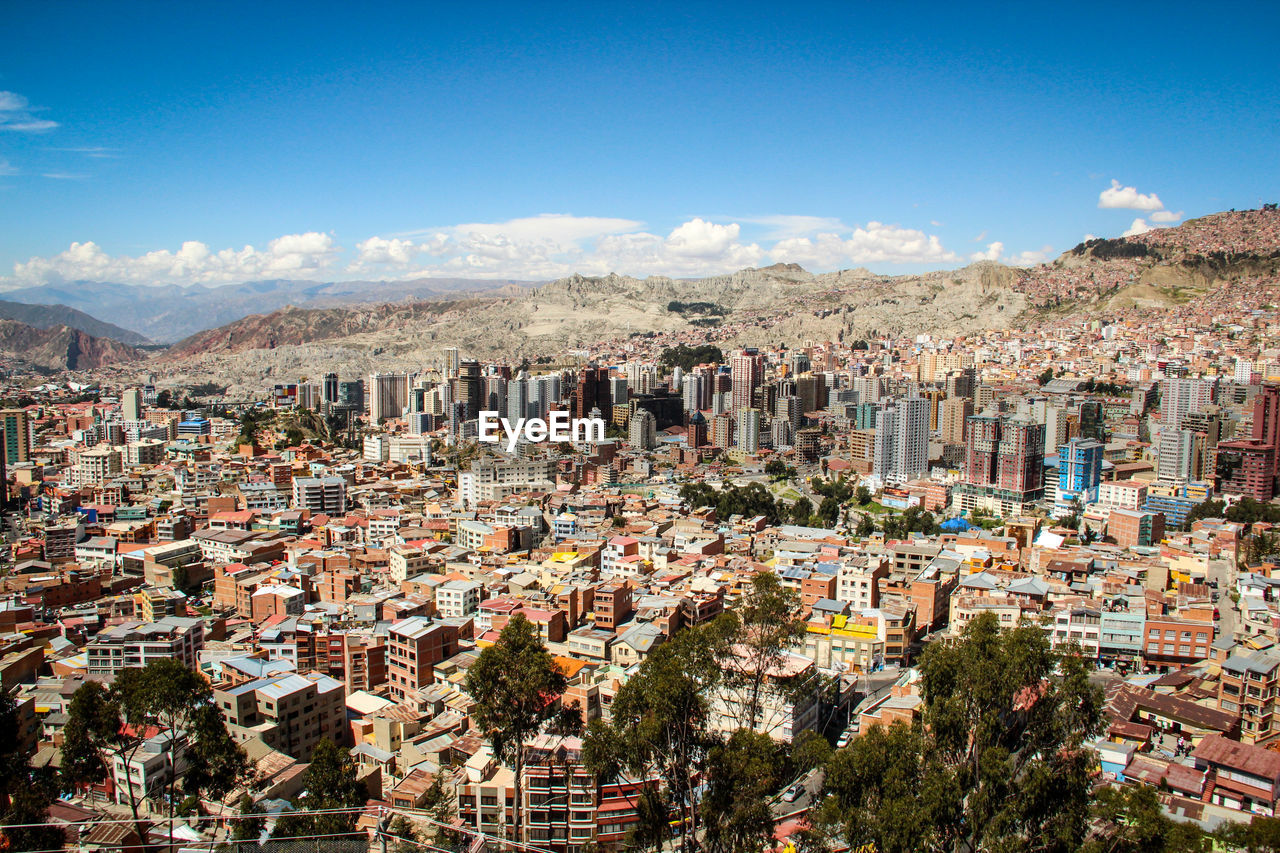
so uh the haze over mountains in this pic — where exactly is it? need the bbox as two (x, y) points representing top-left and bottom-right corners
(2, 209), (1277, 382)
(0, 275), (536, 343)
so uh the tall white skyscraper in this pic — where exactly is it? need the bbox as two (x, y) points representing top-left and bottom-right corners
(1161, 377), (1214, 428)
(507, 376), (529, 422)
(122, 388), (143, 422)
(736, 408), (761, 453)
(873, 395), (930, 485)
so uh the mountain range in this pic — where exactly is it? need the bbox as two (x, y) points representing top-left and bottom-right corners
(0, 275), (535, 343)
(3, 208), (1277, 385)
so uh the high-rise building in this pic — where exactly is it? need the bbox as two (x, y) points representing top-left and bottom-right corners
(1216, 440), (1276, 502)
(1158, 428), (1202, 483)
(610, 376), (629, 411)
(965, 414), (1001, 485)
(736, 408), (761, 454)
(965, 415), (1045, 499)
(368, 373), (409, 423)
(688, 411), (708, 448)
(444, 347), (461, 380)
(940, 397), (972, 445)
(323, 373), (339, 405)
(872, 396), (930, 485)
(629, 409), (657, 450)
(770, 416), (793, 449)
(731, 349), (765, 414)
(1, 409), (30, 465)
(484, 375), (507, 414)
(1079, 400), (1107, 443)
(456, 360), (482, 420)
(996, 419), (1045, 496)
(711, 414), (734, 449)
(573, 367), (612, 421)
(1161, 377), (1214, 427)
(507, 376), (529, 423)
(1056, 438), (1105, 515)
(122, 388), (144, 422)
(1252, 382), (1280, 491)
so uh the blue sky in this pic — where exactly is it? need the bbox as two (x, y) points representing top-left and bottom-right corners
(1, 1), (1277, 287)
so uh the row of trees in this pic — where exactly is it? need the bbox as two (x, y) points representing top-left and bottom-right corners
(463, 575), (816, 853)
(468, 582), (1217, 853)
(680, 481), (782, 525)
(56, 657), (412, 849)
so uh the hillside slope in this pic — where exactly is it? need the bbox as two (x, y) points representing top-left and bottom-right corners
(0, 299), (150, 344)
(0, 319), (144, 372)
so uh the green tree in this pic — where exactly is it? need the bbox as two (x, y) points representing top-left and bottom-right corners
(0, 691), (64, 853)
(1084, 785), (1209, 852)
(702, 730), (785, 853)
(789, 729), (833, 776)
(62, 673), (155, 835)
(62, 661), (249, 842)
(273, 738), (368, 838)
(764, 459), (790, 480)
(1216, 814), (1280, 852)
(854, 485), (872, 506)
(790, 497), (813, 525)
(386, 815), (422, 853)
(462, 614), (569, 844)
(856, 513), (876, 538)
(584, 625), (723, 853)
(230, 793), (266, 842)
(817, 495), (841, 526)
(808, 612), (1105, 853)
(714, 573), (807, 735)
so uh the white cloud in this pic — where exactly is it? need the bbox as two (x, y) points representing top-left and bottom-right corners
(4, 214), (971, 287)
(449, 214), (641, 245)
(970, 241), (1004, 262)
(353, 236), (421, 267)
(43, 172), (88, 180)
(0, 91), (59, 133)
(966, 241), (1052, 266)
(1007, 245), (1054, 266)
(1149, 209), (1183, 223)
(1099, 179), (1164, 211)
(50, 146), (119, 159)
(664, 218), (741, 258)
(973, 230), (987, 242)
(6, 232), (340, 287)
(1122, 218), (1153, 237)
(0, 158), (17, 176)
(771, 222), (959, 268)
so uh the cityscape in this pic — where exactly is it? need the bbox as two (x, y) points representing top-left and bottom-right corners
(3, 3), (1280, 853)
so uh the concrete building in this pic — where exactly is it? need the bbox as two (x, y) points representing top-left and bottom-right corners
(215, 671), (346, 760)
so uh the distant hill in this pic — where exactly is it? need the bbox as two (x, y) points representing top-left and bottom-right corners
(135, 207), (1280, 398)
(0, 276), (538, 343)
(0, 300), (150, 345)
(0, 318), (144, 372)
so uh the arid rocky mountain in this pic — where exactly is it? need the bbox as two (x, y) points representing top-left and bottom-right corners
(76, 208), (1280, 396)
(0, 318), (145, 373)
(0, 299), (151, 345)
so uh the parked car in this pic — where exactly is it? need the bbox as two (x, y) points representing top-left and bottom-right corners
(782, 784), (804, 803)
(836, 730), (853, 748)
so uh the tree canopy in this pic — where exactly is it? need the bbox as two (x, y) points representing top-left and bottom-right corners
(806, 611), (1105, 853)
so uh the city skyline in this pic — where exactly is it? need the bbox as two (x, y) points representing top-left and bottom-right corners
(2, 1), (1278, 288)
